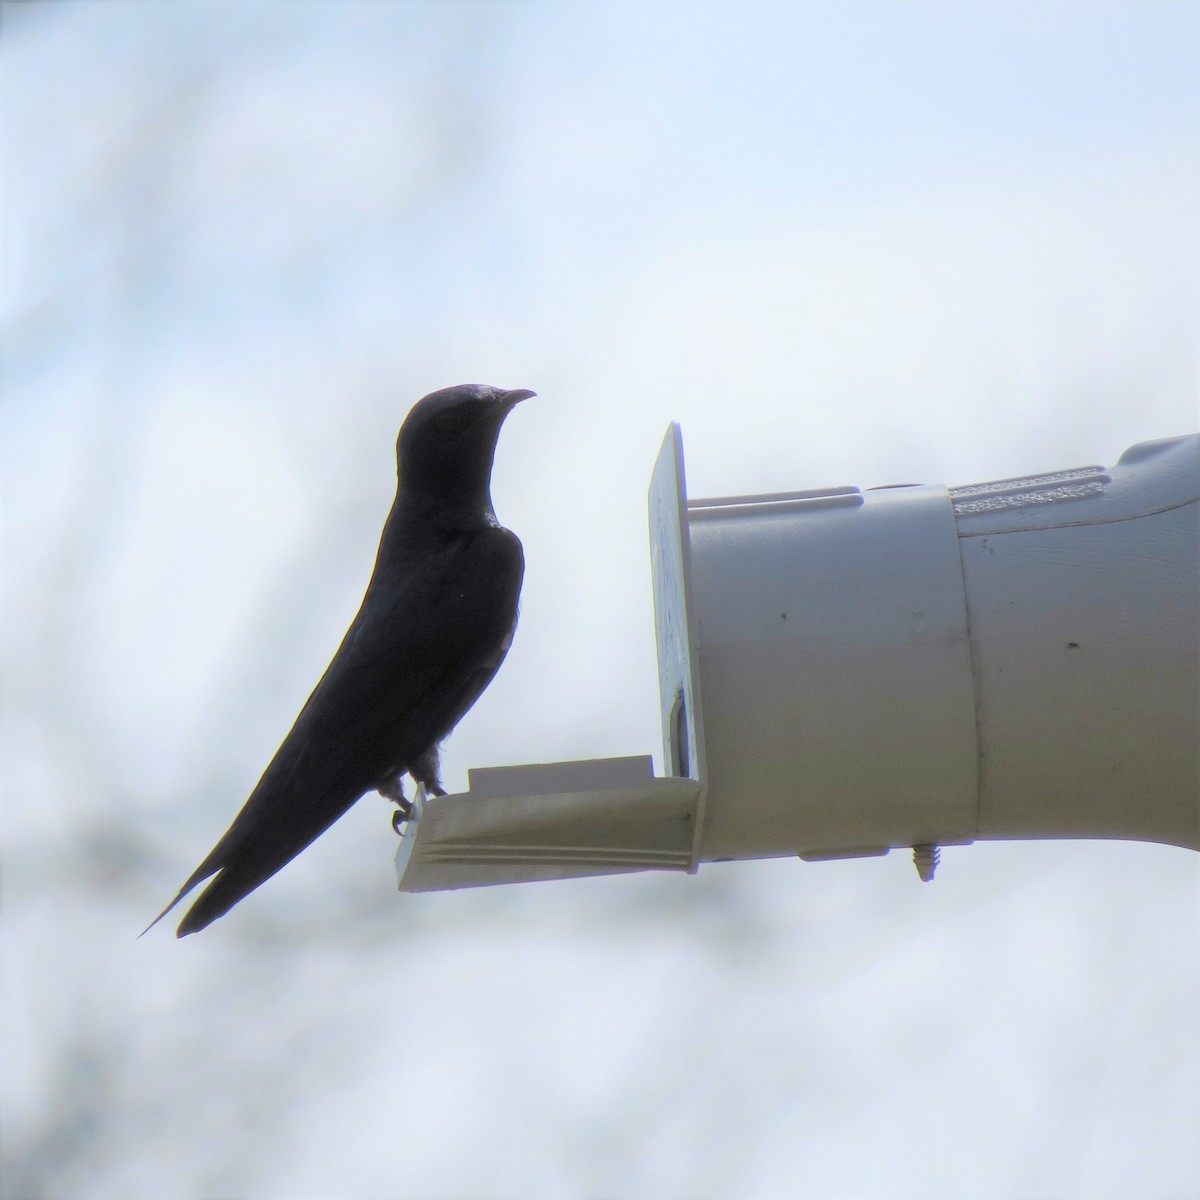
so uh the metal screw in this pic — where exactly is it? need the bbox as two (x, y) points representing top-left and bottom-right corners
(913, 844), (940, 882)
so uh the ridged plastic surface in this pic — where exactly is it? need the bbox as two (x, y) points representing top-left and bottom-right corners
(396, 757), (700, 892)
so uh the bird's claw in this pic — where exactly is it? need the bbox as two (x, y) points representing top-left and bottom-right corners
(380, 775), (412, 835)
(386, 774), (448, 834)
(389, 781), (433, 835)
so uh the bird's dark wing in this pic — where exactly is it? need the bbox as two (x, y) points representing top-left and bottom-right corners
(154, 523), (523, 936)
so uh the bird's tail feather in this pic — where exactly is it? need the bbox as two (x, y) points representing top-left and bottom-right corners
(173, 851), (297, 936)
(145, 789), (363, 937)
(138, 802), (271, 937)
(139, 860), (221, 938)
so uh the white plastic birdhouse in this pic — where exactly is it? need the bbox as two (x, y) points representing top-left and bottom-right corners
(396, 427), (1200, 893)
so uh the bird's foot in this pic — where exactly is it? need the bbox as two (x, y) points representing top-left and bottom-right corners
(391, 781), (434, 833)
(381, 777), (413, 834)
(386, 771), (448, 835)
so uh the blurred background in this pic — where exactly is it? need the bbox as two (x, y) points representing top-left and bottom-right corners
(3, 2), (1197, 1197)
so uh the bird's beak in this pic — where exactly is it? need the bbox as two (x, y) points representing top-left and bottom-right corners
(499, 388), (536, 408)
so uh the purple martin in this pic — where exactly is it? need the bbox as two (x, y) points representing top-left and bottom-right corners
(149, 384), (532, 936)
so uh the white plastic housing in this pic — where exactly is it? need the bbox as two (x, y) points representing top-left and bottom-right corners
(951, 437), (1198, 850)
(685, 430), (1199, 861)
(397, 429), (1198, 894)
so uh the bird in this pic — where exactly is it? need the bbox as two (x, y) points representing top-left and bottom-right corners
(148, 383), (533, 936)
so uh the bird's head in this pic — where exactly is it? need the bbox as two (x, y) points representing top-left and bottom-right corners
(396, 384), (534, 521)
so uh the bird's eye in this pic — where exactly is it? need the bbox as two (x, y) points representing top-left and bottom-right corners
(434, 408), (473, 437)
